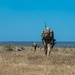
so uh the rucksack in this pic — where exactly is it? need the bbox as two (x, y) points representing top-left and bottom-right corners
(32, 43), (37, 47)
(42, 29), (53, 40)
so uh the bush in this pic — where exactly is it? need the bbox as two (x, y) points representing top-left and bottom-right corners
(3, 44), (15, 51)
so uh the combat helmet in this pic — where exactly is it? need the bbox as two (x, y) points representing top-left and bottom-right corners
(46, 27), (50, 30)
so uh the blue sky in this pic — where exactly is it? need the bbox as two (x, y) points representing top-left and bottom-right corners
(0, 0), (75, 42)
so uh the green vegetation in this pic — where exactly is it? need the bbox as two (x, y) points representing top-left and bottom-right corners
(3, 44), (15, 51)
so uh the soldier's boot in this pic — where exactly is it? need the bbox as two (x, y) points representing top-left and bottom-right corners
(47, 44), (51, 56)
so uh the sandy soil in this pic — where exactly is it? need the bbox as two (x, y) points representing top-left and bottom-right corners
(0, 46), (75, 75)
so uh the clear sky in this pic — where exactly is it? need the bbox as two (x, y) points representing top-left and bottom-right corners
(0, 0), (75, 42)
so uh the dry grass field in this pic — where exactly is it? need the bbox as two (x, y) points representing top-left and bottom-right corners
(0, 46), (75, 75)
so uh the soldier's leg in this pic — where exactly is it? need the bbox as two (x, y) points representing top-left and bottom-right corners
(47, 44), (52, 56)
(35, 46), (37, 51)
(44, 42), (47, 55)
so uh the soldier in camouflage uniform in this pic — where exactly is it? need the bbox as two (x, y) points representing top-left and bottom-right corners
(32, 42), (38, 51)
(41, 28), (55, 56)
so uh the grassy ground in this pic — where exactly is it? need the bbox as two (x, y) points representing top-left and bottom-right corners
(0, 46), (75, 75)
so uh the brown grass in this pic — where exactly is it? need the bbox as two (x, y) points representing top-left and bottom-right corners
(0, 46), (75, 75)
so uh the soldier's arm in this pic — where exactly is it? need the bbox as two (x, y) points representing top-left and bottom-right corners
(41, 38), (44, 45)
(51, 30), (56, 48)
(51, 30), (54, 40)
(41, 31), (44, 44)
(52, 31), (56, 44)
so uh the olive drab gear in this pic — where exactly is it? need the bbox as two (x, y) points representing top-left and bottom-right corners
(32, 42), (38, 51)
(32, 42), (38, 47)
(42, 28), (54, 40)
(41, 27), (55, 56)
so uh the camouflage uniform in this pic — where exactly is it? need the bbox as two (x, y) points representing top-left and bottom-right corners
(32, 42), (38, 51)
(41, 28), (55, 56)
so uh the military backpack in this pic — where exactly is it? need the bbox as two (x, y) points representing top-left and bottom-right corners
(42, 29), (53, 40)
